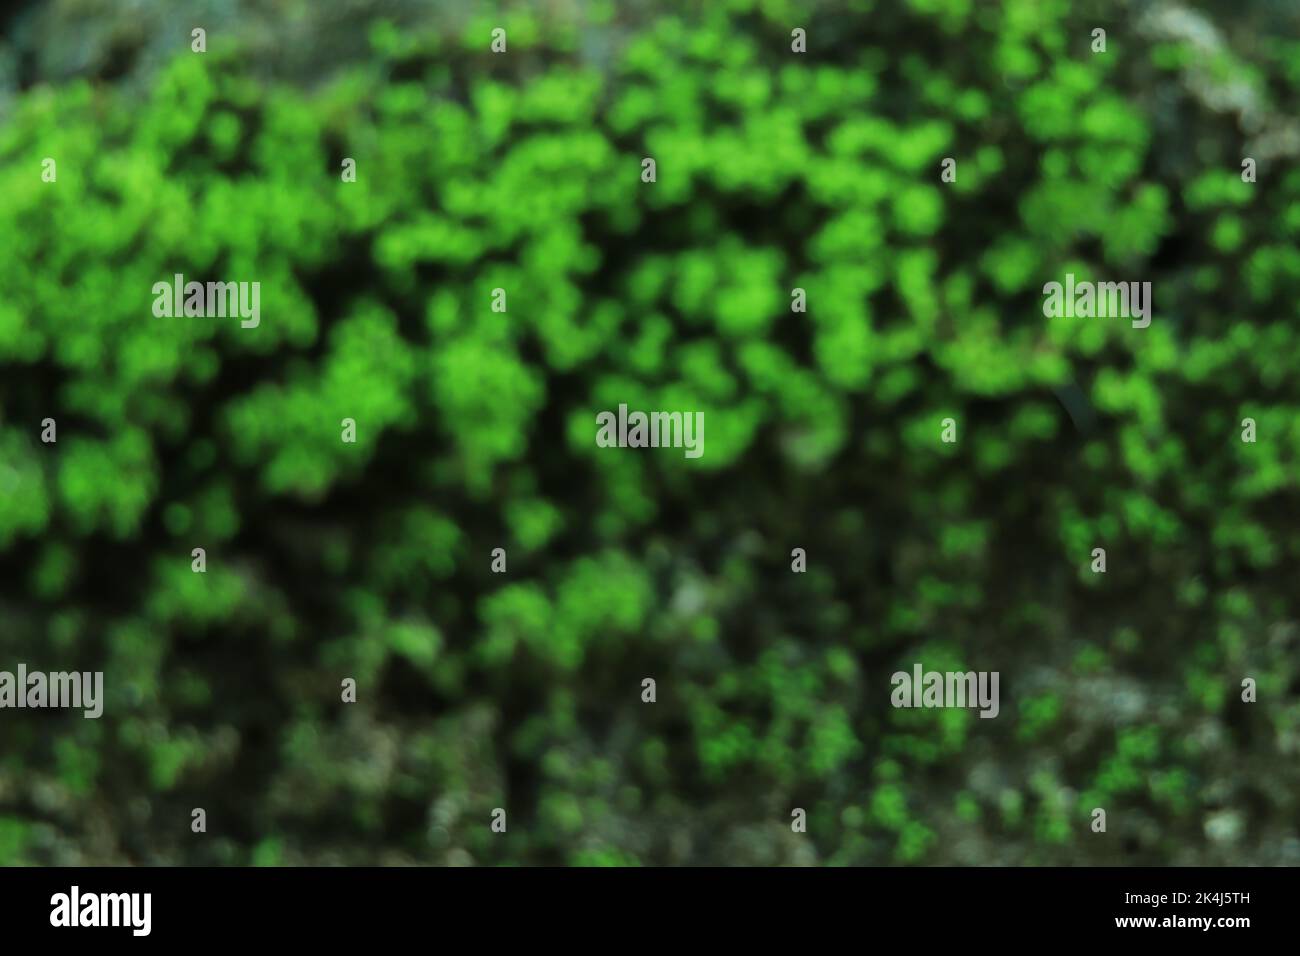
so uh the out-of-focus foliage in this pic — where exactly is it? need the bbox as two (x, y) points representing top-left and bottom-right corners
(0, 0), (1298, 865)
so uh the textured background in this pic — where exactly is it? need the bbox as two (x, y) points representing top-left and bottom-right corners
(1, 0), (1299, 865)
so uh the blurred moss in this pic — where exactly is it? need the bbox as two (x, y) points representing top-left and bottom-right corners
(0, 0), (1297, 867)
